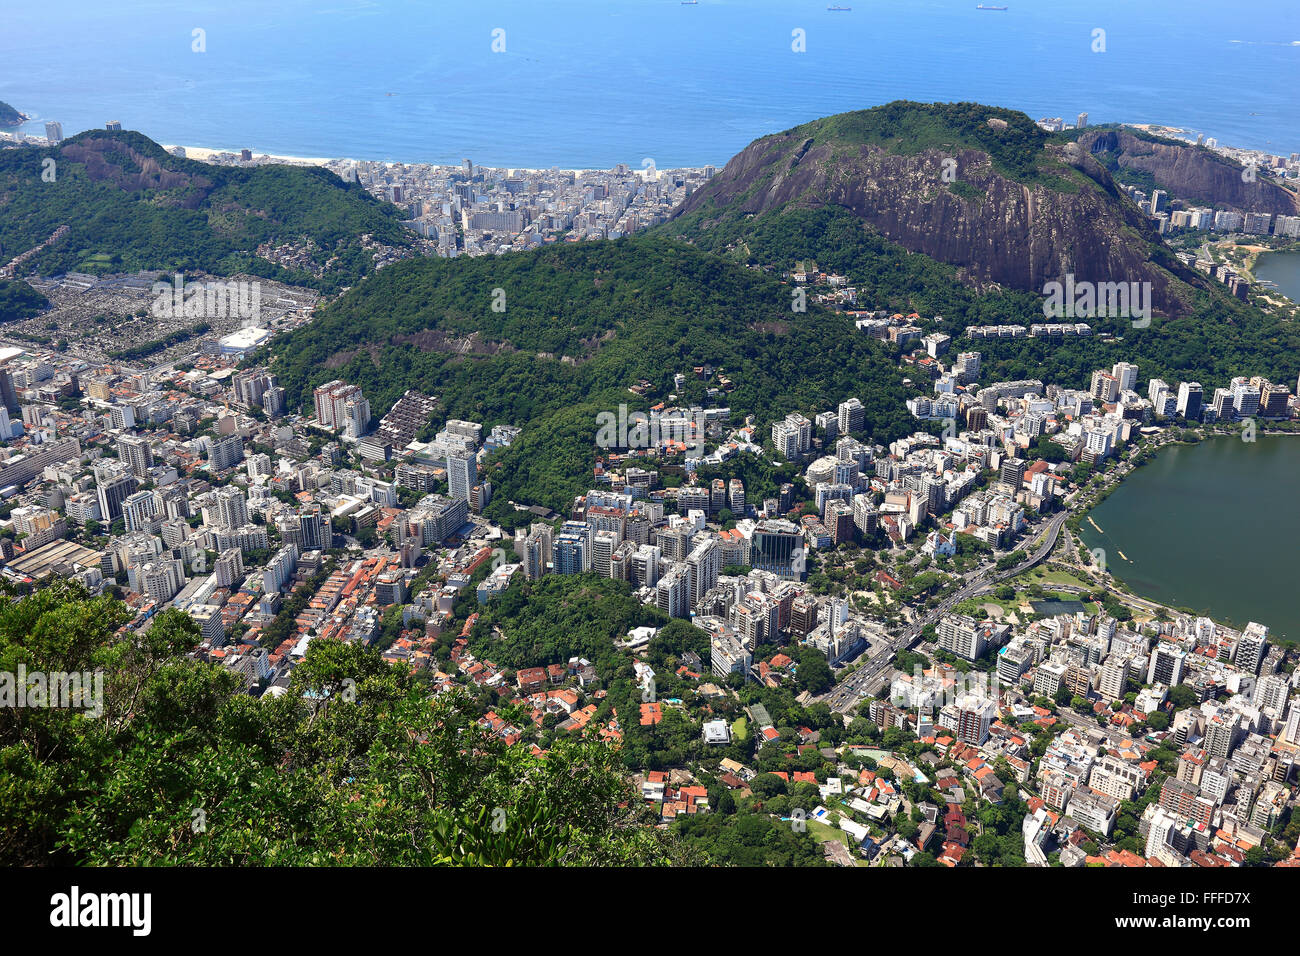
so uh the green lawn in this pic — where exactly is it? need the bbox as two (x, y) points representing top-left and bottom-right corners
(807, 819), (851, 846)
(76, 253), (117, 272)
(958, 563), (1103, 620)
(731, 716), (749, 742)
(1031, 567), (1096, 590)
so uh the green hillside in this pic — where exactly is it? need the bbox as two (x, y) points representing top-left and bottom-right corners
(263, 237), (917, 520)
(0, 129), (412, 292)
(658, 100), (1300, 391)
(659, 203), (1300, 391)
(661, 101), (1242, 321)
(0, 279), (48, 323)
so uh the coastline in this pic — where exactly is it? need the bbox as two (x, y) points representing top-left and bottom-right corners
(162, 144), (335, 167)
(133, 120), (1293, 176)
(162, 142), (638, 175)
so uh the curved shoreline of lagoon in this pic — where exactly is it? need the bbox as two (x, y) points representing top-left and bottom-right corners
(1078, 433), (1300, 643)
(1254, 249), (1300, 304)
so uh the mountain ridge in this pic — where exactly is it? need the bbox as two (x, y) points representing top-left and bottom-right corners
(0, 128), (412, 292)
(1072, 125), (1300, 216)
(666, 102), (1223, 318)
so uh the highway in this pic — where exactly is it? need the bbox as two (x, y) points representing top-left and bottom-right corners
(821, 509), (1071, 714)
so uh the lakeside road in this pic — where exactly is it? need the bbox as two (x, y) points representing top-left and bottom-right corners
(821, 510), (1071, 714)
(822, 428), (1300, 716)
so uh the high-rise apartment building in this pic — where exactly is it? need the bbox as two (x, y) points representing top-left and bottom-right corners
(1112, 362), (1139, 393)
(955, 695), (996, 745)
(1235, 622), (1269, 676)
(207, 434), (245, 471)
(447, 450), (476, 502)
(96, 469), (138, 523)
(116, 434), (154, 479)
(837, 398), (865, 436)
(313, 380), (370, 437)
(1176, 381), (1203, 420)
(1146, 643), (1186, 687)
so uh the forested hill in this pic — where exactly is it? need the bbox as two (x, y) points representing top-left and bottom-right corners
(0, 129), (411, 291)
(264, 236), (917, 515)
(656, 202), (1300, 392)
(0, 278), (49, 323)
(664, 101), (1215, 318)
(654, 101), (1298, 392)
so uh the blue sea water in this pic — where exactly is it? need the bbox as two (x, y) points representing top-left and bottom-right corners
(2, 0), (1298, 168)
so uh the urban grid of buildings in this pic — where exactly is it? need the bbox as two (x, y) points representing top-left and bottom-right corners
(2, 117), (1300, 869)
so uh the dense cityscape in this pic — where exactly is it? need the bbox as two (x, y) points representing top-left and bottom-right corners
(0, 136), (1297, 872)
(2, 14), (1299, 936)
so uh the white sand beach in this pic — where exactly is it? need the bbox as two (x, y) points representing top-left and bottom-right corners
(164, 144), (335, 166)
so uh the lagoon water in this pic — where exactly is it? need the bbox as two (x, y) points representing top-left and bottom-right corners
(3, 0), (1299, 168)
(1079, 435), (1300, 643)
(1255, 250), (1300, 305)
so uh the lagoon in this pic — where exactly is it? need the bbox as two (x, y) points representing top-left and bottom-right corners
(1254, 250), (1300, 305)
(1079, 435), (1300, 643)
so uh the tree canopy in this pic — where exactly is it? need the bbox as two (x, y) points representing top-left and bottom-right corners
(0, 582), (688, 866)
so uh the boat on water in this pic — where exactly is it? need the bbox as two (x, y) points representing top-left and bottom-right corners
(976, 4), (1008, 9)
(681, 1), (698, 5)
(828, 5), (852, 10)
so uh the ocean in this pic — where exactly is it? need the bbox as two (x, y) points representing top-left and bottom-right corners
(3, 0), (1298, 169)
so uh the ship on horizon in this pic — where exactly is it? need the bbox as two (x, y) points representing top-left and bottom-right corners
(827, 4), (851, 10)
(976, 4), (1008, 9)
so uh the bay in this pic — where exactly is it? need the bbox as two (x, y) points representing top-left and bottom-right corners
(2, 0), (1298, 169)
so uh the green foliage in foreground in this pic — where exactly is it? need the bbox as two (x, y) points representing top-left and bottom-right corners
(0, 582), (690, 866)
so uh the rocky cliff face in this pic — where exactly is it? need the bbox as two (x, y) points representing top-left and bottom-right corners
(61, 136), (211, 204)
(1077, 128), (1300, 216)
(671, 108), (1215, 317)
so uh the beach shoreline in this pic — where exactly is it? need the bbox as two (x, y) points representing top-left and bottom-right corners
(162, 143), (664, 176)
(163, 144), (335, 166)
